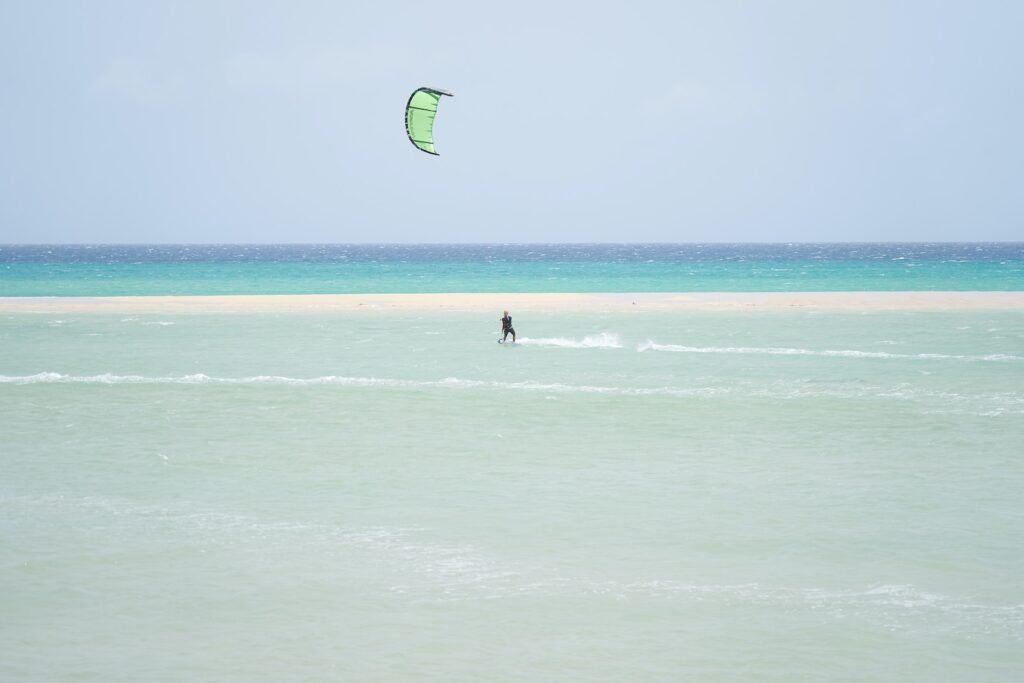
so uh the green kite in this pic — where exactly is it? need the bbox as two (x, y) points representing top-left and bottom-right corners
(405, 87), (453, 156)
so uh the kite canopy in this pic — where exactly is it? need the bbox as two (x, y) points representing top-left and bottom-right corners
(405, 87), (453, 156)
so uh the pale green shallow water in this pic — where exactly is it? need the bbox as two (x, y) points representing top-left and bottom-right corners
(2, 309), (1023, 681)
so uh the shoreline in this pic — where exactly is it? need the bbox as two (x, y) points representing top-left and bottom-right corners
(3, 291), (1024, 313)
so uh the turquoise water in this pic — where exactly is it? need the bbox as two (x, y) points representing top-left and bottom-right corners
(2, 308), (1023, 680)
(2, 243), (1023, 295)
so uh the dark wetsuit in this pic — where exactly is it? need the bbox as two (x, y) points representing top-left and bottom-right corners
(501, 314), (516, 342)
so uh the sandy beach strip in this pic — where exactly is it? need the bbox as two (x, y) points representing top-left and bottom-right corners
(2, 292), (1024, 314)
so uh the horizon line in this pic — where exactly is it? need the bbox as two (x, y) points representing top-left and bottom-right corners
(3, 241), (1023, 248)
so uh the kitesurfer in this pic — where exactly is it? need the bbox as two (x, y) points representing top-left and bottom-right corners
(500, 310), (516, 343)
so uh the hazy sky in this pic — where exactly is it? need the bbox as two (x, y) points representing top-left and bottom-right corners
(1, 1), (1021, 243)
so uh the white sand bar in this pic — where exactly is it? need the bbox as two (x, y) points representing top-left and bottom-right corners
(2, 292), (1024, 314)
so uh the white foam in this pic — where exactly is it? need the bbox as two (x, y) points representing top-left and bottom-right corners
(982, 354), (1019, 362)
(0, 371), (717, 398)
(517, 333), (622, 349)
(4, 372), (67, 383)
(2, 373), (1019, 413)
(637, 342), (1021, 362)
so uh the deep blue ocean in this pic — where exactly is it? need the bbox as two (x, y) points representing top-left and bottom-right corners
(2, 243), (1022, 295)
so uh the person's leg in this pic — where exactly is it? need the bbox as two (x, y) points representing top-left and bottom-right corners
(511, 328), (516, 343)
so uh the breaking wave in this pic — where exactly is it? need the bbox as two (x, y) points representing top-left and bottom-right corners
(637, 342), (1020, 362)
(2, 372), (1020, 414)
(0, 372), (706, 396)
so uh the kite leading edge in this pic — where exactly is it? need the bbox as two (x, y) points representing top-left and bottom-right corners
(405, 87), (453, 156)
